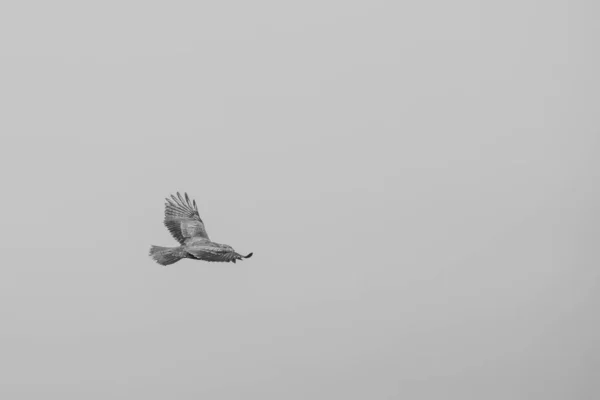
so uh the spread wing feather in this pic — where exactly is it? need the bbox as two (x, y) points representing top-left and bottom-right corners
(164, 192), (209, 244)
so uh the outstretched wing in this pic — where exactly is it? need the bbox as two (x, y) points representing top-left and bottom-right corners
(187, 247), (236, 263)
(164, 192), (209, 244)
(186, 245), (253, 263)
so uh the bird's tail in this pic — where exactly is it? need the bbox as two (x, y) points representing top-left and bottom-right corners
(149, 245), (184, 266)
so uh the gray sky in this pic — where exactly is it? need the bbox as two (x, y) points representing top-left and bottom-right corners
(0, 1), (598, 399)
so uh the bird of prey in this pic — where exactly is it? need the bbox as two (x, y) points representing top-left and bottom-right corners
(149, 192), (253, 266)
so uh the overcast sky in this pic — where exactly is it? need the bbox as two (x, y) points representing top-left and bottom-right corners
(0, 1), (598, 399)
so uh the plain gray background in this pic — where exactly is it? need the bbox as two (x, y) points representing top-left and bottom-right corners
(0, 1), (598, 399)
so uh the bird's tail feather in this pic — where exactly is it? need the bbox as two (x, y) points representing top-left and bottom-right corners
(149, 245), (184, 266)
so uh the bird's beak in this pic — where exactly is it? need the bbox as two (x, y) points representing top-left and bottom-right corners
(234, 252), (253, 260)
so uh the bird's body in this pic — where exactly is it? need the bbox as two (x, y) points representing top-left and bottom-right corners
(149, 192), (252, 266)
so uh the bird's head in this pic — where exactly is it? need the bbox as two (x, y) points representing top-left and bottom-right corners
(217, 243), (253, 262)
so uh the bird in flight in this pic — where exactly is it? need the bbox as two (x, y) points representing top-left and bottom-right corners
(149, 192), (253, 266)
